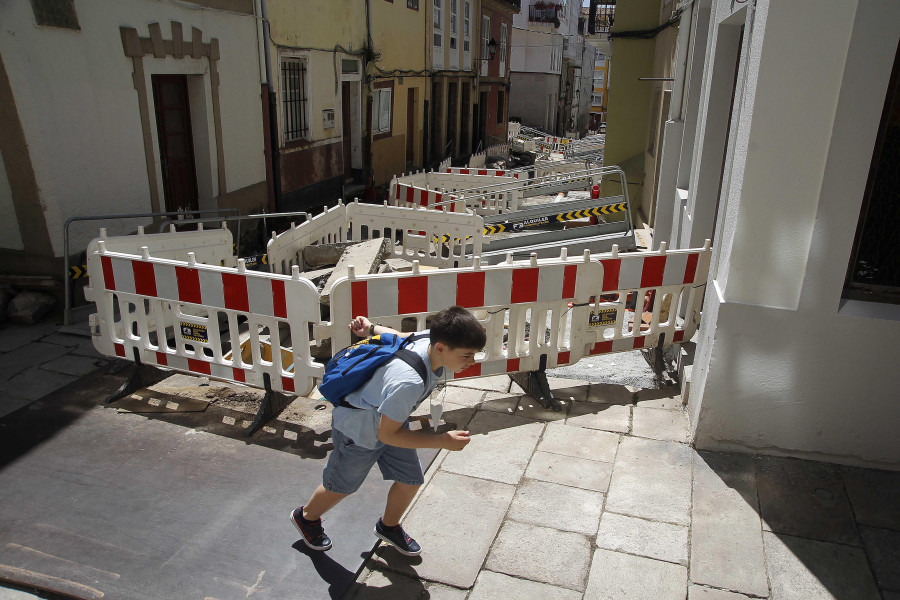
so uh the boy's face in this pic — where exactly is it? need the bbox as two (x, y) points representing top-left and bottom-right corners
(437, 344), (480, 373)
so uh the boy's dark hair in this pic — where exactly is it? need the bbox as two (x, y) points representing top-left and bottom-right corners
(429, 306), (487, 350)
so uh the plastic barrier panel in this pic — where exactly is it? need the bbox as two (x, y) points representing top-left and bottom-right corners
(85, 245), (324, 397)
(324, 243), (711, 380)
(87, 224), (236, 269)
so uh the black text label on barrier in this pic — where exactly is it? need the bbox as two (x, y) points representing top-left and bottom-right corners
(180, 321), (209, 343)
(589, 308), (617, 327)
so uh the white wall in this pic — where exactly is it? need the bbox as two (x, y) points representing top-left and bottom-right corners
(684, 0), (900, 467)
(0, 0), (265, 256)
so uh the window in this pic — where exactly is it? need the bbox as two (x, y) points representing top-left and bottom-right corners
(341, 59), (359, 74)
(497, 91), (505, 123)
(464, 1), (471, 52)
(481, 16), (490, 68)
(30, 0), (80, 30)
(373, 88), (393, 135)
(450, 0), (457, 34)
(434, 0), (442, 47)
(408, 0), (418, 8)
(845, 43), (900, 304)
(281, 58), (309, 142)
(500, 23), (508, 73)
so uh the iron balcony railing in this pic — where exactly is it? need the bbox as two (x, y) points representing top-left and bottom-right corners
(528, 3), (562, 24)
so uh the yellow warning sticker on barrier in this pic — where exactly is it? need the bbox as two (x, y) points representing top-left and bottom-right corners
(242, 254), (269, 268)
(68, 265), (88, 279)
(589, 309), (617, 327)
(180, 321), (209, 343)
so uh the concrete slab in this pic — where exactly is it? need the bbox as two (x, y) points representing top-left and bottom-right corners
(583, 548), (688, 600)
(544, 377), (590, 403)
(320, 238), (390, 304)
(632, 406), (688, 442)
(596, 512), (689, 566)
(439, 411), (544, 485)
(485, 520), (592, 591)
(0, 367), (76, 401)
(688, 585), (758, 599)
(691, 452), (769, 597)
(634, 385), (682, 409)
(605, 437), (692, 526)
(0, 322), (59, 353)
(0, 587), (43, 600)
(507, 479), (604, 535)
(537, 422), (620, 463)
(39, 332), (86, 347)
(468, 570), (582, 600)
(0, 342), (71, 381)
(480, 392), (520, 414)
(0, 395), (33, 420)
(446, 375), (511, 393)
(428, 385), (486, 407)
(587, 383), (635, 405)
(40, 355), (103, 377)
(860, 526), (900, 592)
(756, 455), (860, 546)
(763, 532), (880, 600)
(525, 450), (613, 492)
(343, 567), (429, 599)
(841, 466), (900, 531)
(371, 471), (515, 589)
(566, 401), (631, 433)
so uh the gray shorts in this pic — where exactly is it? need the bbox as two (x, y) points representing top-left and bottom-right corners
(323, 428), (425, 494)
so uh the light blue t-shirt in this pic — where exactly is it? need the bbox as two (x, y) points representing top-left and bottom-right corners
(331, 333), (444, 450)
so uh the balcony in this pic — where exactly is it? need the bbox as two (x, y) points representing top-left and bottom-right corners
(588, 2), (615, 36)
(528, 2), (563, 26)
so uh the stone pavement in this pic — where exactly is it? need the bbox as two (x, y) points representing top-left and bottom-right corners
(345, 376), (900, 600)
(0, 320), (108, 420)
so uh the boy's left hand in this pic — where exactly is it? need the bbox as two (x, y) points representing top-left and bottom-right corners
(350, 316), (371, 338)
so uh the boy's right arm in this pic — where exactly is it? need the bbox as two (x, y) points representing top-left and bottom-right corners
(377, 415), (471, 451)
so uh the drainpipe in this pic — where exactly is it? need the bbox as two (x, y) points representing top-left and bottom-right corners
(259, 0), (282, 208)
(363, 0), (374, 194)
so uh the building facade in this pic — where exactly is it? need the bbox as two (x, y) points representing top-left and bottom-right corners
(0, 0), (267, 281)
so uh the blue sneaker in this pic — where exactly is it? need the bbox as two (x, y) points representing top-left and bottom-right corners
(291, 507), (332, 551)
(374, 518), (422, 556)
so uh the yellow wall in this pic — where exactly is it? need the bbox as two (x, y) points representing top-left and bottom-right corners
(370, 1), (427, 184)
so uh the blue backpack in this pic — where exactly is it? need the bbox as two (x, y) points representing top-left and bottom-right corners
(319, 332), (429, 408)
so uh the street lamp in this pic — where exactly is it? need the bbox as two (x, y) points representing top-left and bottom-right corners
(477, 38), (498, 63)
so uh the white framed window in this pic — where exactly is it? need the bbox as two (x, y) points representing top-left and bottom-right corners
(434, 0), (442, 47)
(464, 1), (471, 51)
(280, 57), (309, 142)
(450, 0), (457, 35)
(373, 88), (392, 135)
(500, 23), (507, 77)
(481, 15), (490, 76)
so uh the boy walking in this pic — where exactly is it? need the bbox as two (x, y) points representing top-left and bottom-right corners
(292, 306), (487, 556)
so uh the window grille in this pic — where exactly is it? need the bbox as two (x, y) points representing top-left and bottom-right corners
(281, 59), (308, 142)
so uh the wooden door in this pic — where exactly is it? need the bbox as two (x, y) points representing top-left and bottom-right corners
(342, 81), (353, 177)
(151, 75), (199, 213)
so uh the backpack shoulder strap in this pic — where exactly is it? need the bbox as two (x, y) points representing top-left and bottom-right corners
(392, 349), (429, 384)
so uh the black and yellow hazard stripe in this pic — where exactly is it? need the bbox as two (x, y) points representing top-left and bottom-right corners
(554, 203), (626, 221)
(482, 202), (627, 235)
(68, 265), (88, 279)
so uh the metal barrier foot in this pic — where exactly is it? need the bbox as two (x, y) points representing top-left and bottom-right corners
(508, 357), (562, 411)
(106, 349), (169, 404)
(245, 374), (294, 437)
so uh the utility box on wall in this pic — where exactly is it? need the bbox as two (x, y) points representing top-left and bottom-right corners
(322, 108), (335, 129)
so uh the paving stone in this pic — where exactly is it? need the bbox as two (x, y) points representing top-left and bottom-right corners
(538, 422), (620, 463)
(343, 567), (429, 599)
(763, 532), (880, 600)
(605, 437), (692, 526)
(0, 586), (44, 600)
(691, 452), (769, 597)
(439, 411), (544, 485)
(469, 570), (582, 600)
(688, 585), (757, 599)
(634, 385), (682, 409)
(508, 479), (603, 535)
(0, 342), (71, 381)
(566, 401), (631, 433)
(756, 455), (859, 546)
(860, 526), (900, 592)
(545, 377), (590, 402)
(69, 340), (104, 358)
(596, 512), (689, 566)
(0, 367), (76, 401)
(632, 406), (688, 442)
(429, 384), (486, 407)
(447, 374), (511, 393)
(485, 520), (592, 591)
(0, 322), (59, 352)
(587, 382), (635, 405)
(525, 450), (613, 492)
(516, 395), (569, 421)
(480, 391), (520, 414)
(583, 548), (688, 600)
(409, 402), (475, 432)
(373, 471), (515, 589)
(40, 354), (102, 377)
(39, 332), (86, 347)
(0, 394), (34, 419)
(840, 466), (900, 531)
